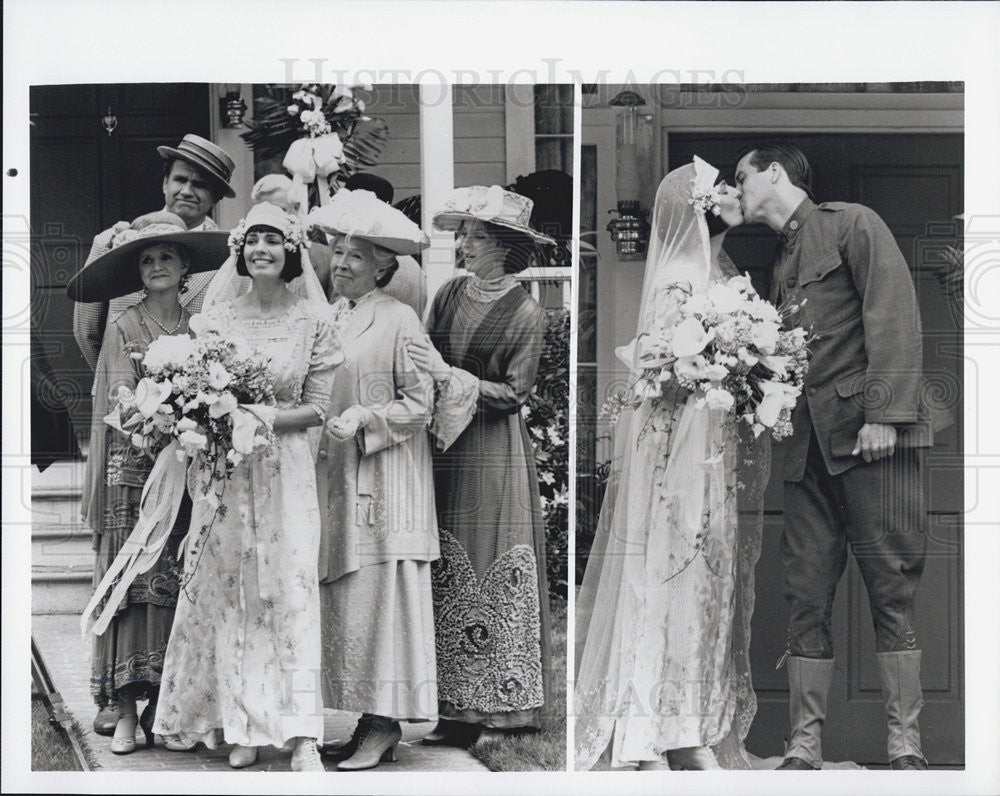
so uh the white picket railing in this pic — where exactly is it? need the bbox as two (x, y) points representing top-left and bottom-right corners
(516, 266), (573, 310)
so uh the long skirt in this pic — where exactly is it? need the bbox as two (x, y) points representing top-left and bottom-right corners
(153, 430), (323, 748)
(89, 493), (188, 707)
(431, 413), (552, 730)
(320, 559), (437, 721)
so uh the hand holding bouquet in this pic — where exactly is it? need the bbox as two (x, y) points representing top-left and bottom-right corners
(106, 327), (278, 481)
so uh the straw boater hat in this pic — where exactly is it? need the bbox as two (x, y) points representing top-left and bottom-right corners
(66, 212), (230, 302)
(432, 185), (556, 246)
(157, 134), (237, 199)
(307, 189), (430, 256)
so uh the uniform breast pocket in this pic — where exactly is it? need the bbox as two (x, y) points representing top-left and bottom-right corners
(799, 250), (843, 288)
(799, 250), (858, 332)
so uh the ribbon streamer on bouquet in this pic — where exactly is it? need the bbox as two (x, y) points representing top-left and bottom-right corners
(81, 439), (188, 638)
(282, 133), (345, 210)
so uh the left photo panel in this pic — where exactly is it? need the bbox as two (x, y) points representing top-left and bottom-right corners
(28, 82), (573, 773)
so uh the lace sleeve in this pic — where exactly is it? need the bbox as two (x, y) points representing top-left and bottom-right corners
(300, 313), (343, 419)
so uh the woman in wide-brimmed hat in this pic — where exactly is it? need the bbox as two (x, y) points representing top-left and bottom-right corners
(304, 189), (440, 771)
(406, 185), (555, 745)
(151, 202), (341, 772)
(67, 211), (229, 756)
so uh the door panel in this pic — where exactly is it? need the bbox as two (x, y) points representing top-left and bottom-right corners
(30, 83), (210, 440)
(668, 133), (964, 765)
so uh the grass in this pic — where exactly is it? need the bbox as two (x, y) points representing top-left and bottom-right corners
(31, 699), (96, 771)
(471, 595), (567, 772)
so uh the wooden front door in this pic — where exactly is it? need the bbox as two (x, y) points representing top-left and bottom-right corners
(667, 133), (965, 766)
(30, 83), (210, 447)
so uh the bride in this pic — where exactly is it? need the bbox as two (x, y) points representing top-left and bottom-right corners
(574, 157), (770, 771)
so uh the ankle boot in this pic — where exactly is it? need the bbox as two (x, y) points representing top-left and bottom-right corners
(877, 650), (927, 769)
(779, 656), (834, 770)
(321, 714), (371, 762)
(337, 715), (401, 771)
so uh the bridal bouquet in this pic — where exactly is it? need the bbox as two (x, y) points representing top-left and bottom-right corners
(612, 274), (811, 440)
(107, 329), (278, 481)
(85, 328), (278, 635)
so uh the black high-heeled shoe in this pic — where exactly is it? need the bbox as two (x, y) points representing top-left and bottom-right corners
(321, 715), (370, 762)
(420, 719), (477, 747)
(139, 703), (156, 748)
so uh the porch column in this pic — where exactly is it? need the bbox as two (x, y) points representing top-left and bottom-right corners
(419, 83), (455, 316)
(209, 83), (255, 229)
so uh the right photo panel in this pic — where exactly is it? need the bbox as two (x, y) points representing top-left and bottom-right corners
(574, 82), (964, 771)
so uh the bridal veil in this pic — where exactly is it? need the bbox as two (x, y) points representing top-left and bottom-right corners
(574, 158), (769, 770)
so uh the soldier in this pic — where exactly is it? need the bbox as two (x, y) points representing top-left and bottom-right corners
(735, 141), (932, 771)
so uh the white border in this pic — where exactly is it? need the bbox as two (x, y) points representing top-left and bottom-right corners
(5, 2), (999, 794)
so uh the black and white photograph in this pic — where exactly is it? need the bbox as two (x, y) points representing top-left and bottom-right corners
(4, 2), (1000, 795)
(575, 82), (965, 770)
(25, 81), (572, 773)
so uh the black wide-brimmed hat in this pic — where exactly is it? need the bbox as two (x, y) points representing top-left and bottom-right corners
(157, 134), (236, 199)
(66, 212), (230, 302)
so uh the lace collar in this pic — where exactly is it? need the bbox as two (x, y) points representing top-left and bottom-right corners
(464, 274), (520, 303)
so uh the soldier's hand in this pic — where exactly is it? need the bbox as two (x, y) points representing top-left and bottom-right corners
(852, 422), (897, 463)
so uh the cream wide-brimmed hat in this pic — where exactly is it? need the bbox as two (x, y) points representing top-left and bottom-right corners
(307, 189), (430, 256)
(432, 185), (556, 246)
(66, 212), (230, 302)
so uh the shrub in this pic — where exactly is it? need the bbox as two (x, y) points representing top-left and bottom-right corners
(524, 308), (570, 599)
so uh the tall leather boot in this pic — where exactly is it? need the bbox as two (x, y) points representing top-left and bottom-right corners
(877, 650), (928, 770)
(777, 656), (835, 770)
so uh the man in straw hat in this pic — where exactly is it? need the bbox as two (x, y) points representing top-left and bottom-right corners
(70, 133), (236, 736)
(73, 134), (237, 372)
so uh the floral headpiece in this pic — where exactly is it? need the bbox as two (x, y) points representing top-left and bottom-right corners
(687, 155), (723, 217)
(228, 202), (307, 255)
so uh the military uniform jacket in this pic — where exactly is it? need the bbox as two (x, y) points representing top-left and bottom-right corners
(777, 199), (933, 482)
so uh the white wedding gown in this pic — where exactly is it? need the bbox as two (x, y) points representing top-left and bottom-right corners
(574, 159), (769, 770)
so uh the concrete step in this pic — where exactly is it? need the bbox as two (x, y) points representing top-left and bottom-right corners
(32, 565), (92, 615)
(31, 461), (91, 614)
(32, 495), (85, 528)
(32, 524), (93, 568)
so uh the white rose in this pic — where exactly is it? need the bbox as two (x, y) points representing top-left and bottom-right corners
(176, 416), (198, 433)
(706, 282), (746, 314)
(751, 320), (781, 354)
(208, 391), (238, 419)
(705, 387), (735, 412)
(207, 361), (232, 390)
(682, 291), (710, 317)
(178, 429), (208, 451)
(142, 333), (195, 371)
(726, 274), (755, 294)
(748, 298), (781, 323)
